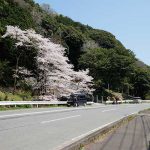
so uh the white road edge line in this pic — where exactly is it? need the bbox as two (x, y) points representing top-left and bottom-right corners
(55, 111), (138, 150)
(102, 108), (117, 112)
(41, 115), (81, 124)
(0, 106), (106, 119)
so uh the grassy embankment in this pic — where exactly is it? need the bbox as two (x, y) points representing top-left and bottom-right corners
(0, 90), (67, 111)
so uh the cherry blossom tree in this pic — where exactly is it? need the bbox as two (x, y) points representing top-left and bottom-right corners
(2, 26), (94, 98)
(2, 26), (32, 93)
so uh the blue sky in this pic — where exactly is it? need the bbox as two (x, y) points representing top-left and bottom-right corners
(35, 0), (150, 65)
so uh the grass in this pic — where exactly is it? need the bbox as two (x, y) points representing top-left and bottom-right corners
(0, 90), (33, 101)
(0, 105), (32, 111)
(0, 91), (6, 100)
(145, 94), (150, 100)
(0, 90), (67, 111)
(0, 104), (67, 111)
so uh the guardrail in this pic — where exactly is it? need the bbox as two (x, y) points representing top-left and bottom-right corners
(0, 101), (94, 107)
(0, 101), (67, 107)
(105, 100), (150, 104)
(142, 100), (150, 103)
(105, 100), (132, 104)
(0, 100), (149, 107)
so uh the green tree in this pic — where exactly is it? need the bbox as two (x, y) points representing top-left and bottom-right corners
(79, 48), (136, 91)
(131, 68), (150, 99)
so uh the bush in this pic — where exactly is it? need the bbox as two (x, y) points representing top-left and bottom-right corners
(5, 92), (22, 101)
(145, 92), (150, 100)
(17, 91), (32, 101)
(0, 91), (5, 101)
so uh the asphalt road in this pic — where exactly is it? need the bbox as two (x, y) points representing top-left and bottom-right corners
(0, 104), (150, 150)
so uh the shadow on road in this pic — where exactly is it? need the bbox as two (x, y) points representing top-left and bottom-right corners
(86, 115), (150, 150)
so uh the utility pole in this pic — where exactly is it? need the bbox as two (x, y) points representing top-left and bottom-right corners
(128, 84), (129, 96)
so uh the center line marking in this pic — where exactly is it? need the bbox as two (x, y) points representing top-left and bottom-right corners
(102, 108), (117, 112)
(41, 115), (81, 124)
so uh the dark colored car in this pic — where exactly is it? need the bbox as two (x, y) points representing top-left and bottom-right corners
(67, 93), (88, 107)
(59, 95), (70, 101)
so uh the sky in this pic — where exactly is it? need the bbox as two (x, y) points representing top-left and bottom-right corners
(35, 0), (150, 65)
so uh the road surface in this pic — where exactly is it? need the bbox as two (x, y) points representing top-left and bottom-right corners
(0, 104), (150, 150)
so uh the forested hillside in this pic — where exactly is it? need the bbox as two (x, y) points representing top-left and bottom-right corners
(0, 0), (150, 99)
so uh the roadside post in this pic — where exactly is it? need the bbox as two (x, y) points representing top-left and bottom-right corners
(96, 95), (98, 103)
(101, 96), (104, 104)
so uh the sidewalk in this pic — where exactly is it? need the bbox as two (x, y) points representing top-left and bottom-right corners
(86, 113), (150, 150)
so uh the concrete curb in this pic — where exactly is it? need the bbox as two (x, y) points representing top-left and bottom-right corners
(57, 113), (137, 150)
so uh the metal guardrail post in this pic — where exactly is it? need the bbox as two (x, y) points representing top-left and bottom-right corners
(101, 96), (104, 104)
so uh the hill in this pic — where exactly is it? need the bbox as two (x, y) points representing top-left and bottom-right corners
(0, 0), (150, 99)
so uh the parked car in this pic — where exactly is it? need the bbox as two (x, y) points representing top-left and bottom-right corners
(59, 95), (70, 101)
(67, 92), (90, 107)
(132, 97), (142, 103)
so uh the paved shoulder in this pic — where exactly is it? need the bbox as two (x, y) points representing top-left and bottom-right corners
(86, 115), (150, 150)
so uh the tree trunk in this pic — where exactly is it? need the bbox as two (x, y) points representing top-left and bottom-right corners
(13, 55), (20, 94)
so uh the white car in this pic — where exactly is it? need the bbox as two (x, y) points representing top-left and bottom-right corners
(132, 97), (142, 103)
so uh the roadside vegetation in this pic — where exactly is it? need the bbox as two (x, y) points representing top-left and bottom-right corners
(0, 90), (33, 101)
(0, 105), (32, 111)
(0, 103), (67, 111)
(0, 0), (150, 100)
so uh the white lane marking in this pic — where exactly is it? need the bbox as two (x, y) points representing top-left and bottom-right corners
(55, 111), (138, 150)
(0, 110), (68, 119)
(126, 105), (136, 108)
(41, 115), (81, 124)
(55, 118), (123, 150)
(72, 111), (137, 140)
(102, 108), (117, 112)
(72, 121), (116, 141)
(0, 106), (106, 119)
